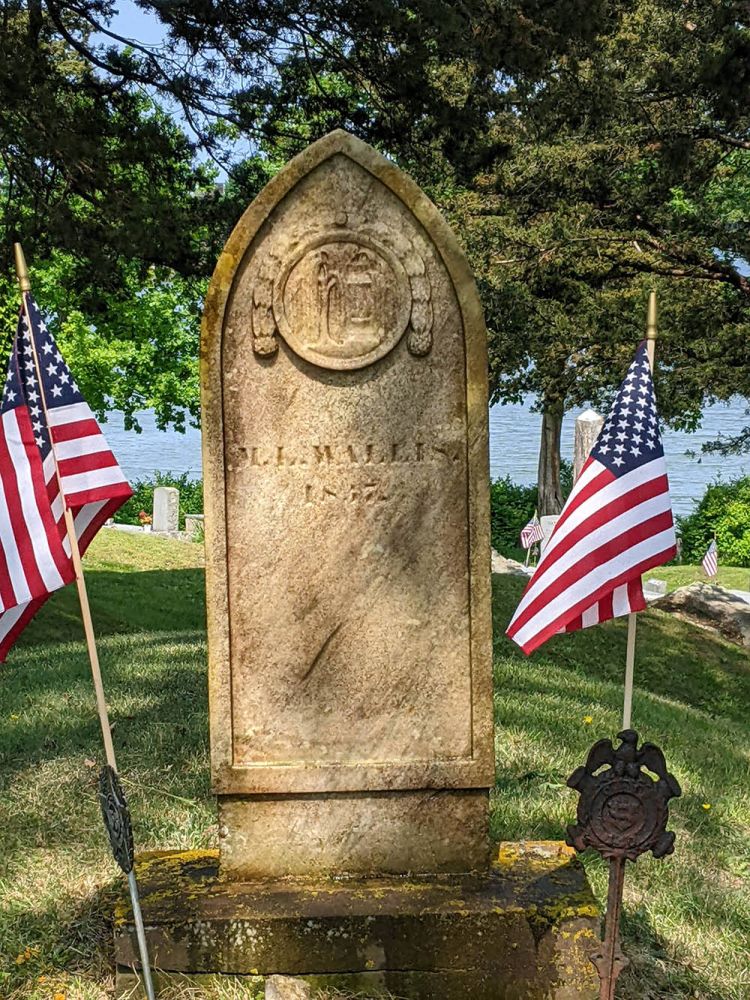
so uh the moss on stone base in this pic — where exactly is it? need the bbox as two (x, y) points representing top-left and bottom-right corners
(115, 841), (600, 1000)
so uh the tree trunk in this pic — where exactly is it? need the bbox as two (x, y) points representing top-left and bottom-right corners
(537, 400), (564, 516)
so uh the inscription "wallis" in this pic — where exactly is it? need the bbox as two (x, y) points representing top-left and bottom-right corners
(243, 440), (461, 468)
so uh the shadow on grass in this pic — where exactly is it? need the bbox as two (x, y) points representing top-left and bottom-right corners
(491, 574), (750, 726)
(9, 567), (207, 645)
(1, 873), (120, 996)
(619, 903), (730, 1000)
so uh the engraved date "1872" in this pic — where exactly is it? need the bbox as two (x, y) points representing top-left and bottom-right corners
(304, 481), (388, 505)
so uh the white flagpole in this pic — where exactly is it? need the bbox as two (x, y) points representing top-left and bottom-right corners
(13, 244), (155, 1000)
(712, 533), (718, 582)
(15, 244), (117, 766)
(524, 509), (538, 567)
(622, 291), (657, 731)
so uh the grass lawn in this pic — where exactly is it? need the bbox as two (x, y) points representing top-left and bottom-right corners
(656, 563), (750, 593)
(0, 531), (748, 999)
(507, 547), (750, 595)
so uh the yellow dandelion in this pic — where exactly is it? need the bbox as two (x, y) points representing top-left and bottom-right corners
(583, 715), (593, 724)
(702, 803), (712, 811)
(53, 993), (66, 1000)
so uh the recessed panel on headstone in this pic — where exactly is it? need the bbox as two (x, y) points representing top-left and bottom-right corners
(202, 131), (493, 876)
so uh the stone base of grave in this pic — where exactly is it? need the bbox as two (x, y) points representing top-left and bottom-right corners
(114, 842), (600, 1000)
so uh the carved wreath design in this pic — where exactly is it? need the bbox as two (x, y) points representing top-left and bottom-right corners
(250, 214), (433, 363)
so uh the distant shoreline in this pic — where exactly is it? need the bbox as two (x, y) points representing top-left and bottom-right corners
(101, 398), (749, 519)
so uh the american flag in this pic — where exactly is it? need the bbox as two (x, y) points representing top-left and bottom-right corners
(702, 538), (718, 578)
(0, 295), (132, 660)
(520, 513), (544, 550)
(507, 341), (676, 655)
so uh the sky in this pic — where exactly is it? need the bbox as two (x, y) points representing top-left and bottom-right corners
(95, 4), (749, 275)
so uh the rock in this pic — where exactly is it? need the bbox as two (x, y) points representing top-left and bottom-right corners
(491, 549), (528, 576)
(265, 976), (312, 1000)
(656, 583), (750, 647)
(643, 577), (667, 597)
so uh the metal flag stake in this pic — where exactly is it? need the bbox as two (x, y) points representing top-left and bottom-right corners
(567, 729), (681, 1000)
(99, 767), (156, 1000)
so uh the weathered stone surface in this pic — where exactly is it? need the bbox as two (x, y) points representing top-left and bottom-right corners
(656, 582), (750, 647)
(265, 975), (311, 1000)
(114, 843), (600, 1000)
(201, 129), (493, 876)
(491, 550), (529, 577)
(573, 409), (604, 481)
(219, 789), (489, 878)
(152, 486), (179, 533)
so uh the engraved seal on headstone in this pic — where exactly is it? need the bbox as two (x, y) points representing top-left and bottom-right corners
(251, 215), (433, 369)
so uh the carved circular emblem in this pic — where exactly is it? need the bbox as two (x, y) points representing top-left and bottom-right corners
(272, 232), (412, 370)
(587, 776), (666, 854)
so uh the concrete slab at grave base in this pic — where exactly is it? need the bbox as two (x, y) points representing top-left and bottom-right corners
(114, 842), (600, 1000)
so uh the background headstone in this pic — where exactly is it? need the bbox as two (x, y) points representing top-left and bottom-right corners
(644, 577), (668, 598)
(574, 408), (604, 481)
(202, 129), (494, 879)
(152, 486), (179, 533)
(184, 513), (204, 537)
(540, 514), (560, 553)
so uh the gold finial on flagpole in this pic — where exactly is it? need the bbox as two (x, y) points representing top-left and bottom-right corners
(645, 290), (657, 369)
(13, 243), (32, 293)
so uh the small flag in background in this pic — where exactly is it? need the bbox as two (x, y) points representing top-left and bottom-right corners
(520, 512), (544, 550)
(702, 538), (718, 579)
(507, 341), (677, 655)
(0, 295), (132, 660)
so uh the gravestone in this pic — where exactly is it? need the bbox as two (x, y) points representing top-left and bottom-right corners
(114, 131), (598, 999)
(204, 128), (494, 880)
(540, 513), (561, 553)
(574, 409), (604, 481)
(184, 513), (204, 537)
(152, 486), (179, 533)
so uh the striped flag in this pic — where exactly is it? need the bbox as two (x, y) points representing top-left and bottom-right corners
(507, 341), (676, 655)
(0, 295), (132, 660)
(702, 538), (718, 578)
(520, 513), (544, 550)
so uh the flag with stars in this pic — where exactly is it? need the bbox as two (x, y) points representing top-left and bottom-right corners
(0, 295), (132, 660)
(520, 512), (544, 550)
(507, 341), (676, 655)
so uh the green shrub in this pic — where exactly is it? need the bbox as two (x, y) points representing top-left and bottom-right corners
(115, 471), (203, 530)
(489, 460), (573, 557)
(677, 476), (750, 567)
(489, 476), (537, 556)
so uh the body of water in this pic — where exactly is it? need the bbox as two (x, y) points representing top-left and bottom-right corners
(102, 398), (749, 519)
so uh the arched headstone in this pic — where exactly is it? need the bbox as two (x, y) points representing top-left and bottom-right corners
(202, 130), (494, 877)
(115, 132), (600, 1000)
